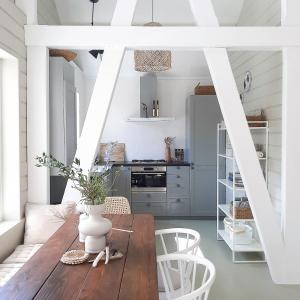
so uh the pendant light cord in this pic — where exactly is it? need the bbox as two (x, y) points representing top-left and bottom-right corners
(91, 2), (95, 26)
(151, 0), (154, 22)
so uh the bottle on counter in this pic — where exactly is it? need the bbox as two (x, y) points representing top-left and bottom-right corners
(156, 100), (160, 117)
(152, 100), (156, 117)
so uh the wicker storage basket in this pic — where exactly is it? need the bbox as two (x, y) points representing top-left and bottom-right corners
(49, 49), (77, 62)
(230, 201), (253, 219)
(246, 110), (266, 127)
(194, 83), (216, 95)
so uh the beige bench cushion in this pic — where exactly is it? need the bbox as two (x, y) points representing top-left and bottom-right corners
(24, 202), (75, 244)
(3, 244), (43, 264)
(0, 263), (23, 287)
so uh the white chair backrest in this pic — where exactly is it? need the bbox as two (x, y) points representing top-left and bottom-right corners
(157, 254), (216, 300)
(104, 197), (131, 214)
(155, 228), (201, 256)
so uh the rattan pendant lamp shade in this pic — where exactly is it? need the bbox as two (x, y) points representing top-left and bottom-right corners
(134, 1), (171, 72)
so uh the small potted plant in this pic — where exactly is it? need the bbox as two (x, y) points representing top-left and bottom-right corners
(35, 152), (114, 253)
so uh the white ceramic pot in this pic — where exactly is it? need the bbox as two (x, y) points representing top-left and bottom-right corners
(78, 204), (112, 253)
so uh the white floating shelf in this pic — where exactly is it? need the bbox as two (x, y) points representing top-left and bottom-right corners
(217, 154), (266, 161)
(127, 117), (175, 122)
(218, 179), (245, 191)
(218, 230), (263, 252)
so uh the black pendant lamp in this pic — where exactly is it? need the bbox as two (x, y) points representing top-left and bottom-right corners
(89, 0), (104, 59)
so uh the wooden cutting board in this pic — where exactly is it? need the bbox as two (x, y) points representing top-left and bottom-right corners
(99, 143), (125, 162)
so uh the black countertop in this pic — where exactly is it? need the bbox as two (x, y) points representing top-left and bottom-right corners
(96, 161), (191, 167)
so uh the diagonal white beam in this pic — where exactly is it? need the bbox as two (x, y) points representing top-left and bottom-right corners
(189, 0), (219, 26)
(204, 48), (284, 282)
(189, 0), (285, 283)
(111, 0), (138, 26)
(25, 26), (300, 50)
(62, 46), (125, 202)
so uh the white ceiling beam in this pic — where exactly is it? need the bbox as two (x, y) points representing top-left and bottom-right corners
(25, 25), (300, 50)
(111, 0), (138, 26)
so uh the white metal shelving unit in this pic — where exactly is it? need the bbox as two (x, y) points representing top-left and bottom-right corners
(217, 121), (269, 263)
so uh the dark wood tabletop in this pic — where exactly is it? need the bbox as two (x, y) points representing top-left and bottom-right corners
(0, 214), (158, 300)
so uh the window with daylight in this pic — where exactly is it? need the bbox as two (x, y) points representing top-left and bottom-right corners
(0, 48), (22, 222)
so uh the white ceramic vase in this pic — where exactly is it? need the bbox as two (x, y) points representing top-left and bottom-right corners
(78, 204), (112, 254)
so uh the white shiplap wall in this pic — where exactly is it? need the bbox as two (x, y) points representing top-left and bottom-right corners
(0, 0), (27, 215)
(38, 0), (60, 25)
(230, 0), (282, 212)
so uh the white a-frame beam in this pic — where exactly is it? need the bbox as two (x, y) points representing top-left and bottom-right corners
(190, 0), (285, 283)
(205, 48), (284, 281)
(62, 0), (137, 202)
(62, 47), (125, 202)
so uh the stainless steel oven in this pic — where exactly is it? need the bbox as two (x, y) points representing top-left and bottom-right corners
(131, 166), (167, 192)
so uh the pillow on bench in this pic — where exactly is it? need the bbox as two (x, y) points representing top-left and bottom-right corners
(24, 202), (75, 245)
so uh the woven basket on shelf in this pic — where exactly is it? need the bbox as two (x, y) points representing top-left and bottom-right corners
(230, 202), (253, 219)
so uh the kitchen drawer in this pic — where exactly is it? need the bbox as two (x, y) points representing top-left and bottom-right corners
(167, 182), (190, 197)
(131, 192), (166, 203)
(167, 174), (189, 187)
(167, 198), (190, 216)
(167, 166), (190, 176)
(132, 202), (167, 216)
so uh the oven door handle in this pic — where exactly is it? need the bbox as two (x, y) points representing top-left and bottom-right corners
(131, 172), (166, 175)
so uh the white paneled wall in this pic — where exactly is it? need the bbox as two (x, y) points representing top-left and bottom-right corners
(238, 0), (281, 26)
(230, 0), (282, 212)
(37, 0), (60, 25)
(0, 0), (27, 213)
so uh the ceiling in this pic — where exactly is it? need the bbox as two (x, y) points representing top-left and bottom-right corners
(55, 0), (245, 78)
(54, 0), (244, 26)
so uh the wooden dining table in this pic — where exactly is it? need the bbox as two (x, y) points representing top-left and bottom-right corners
(0, 214), (159, 300)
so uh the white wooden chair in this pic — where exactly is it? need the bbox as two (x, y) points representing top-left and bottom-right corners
(104, 197), (131, 214)
(155, 228), (201, 256)
(157, 254), (216, 300)
(155, 228), (203, 297)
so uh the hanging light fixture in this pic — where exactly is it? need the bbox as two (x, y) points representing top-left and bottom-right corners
(89, 0), (104, 60)
(134, 0), (171, 72)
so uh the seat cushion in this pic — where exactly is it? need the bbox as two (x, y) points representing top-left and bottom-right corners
(0, 263), (23, 287)
(3, 244), (43, 264)
(24, 202), (75, 244)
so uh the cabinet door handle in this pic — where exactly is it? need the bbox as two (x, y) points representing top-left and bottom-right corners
(146, 202), (151, 207)
(176, 198), (181, 203)
(146, 194), (151, 198)
(177, 184), (181, 188)
(176, 166), (181, 170)
(176, 175), (181, 179)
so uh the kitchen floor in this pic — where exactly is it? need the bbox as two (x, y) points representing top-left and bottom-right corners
(155, 219), (300, 300)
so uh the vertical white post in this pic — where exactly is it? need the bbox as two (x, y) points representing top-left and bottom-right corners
(62, 47), (125, 203)
(281, 0), (300, 282)
(16, 0), (38, 25)
(27, 46), (50, 204)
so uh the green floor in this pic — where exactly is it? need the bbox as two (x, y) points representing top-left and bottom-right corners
(155, 219), (300, 300)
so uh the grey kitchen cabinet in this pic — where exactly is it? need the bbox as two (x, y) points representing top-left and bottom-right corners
(167, 166), (190, 216)
(111, 166), (131, 203)
(186, 95), (222, 216)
